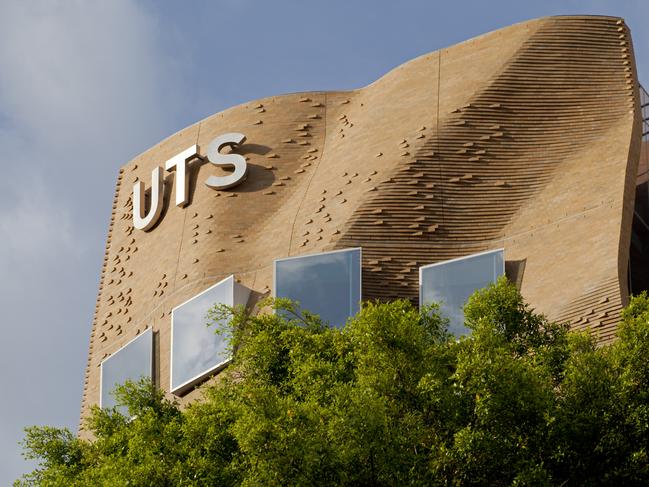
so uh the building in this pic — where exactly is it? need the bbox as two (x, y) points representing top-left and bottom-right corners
(80, 15), (646, 428)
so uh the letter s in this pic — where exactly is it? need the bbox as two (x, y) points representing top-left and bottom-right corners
(204, 133), (248, 190)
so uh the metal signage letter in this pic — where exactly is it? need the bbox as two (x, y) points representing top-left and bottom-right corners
(133, 166), (164, 231)
(204, 133), (248, 190)
(165, 145), (200, 208)
(133, 133), (249, 232)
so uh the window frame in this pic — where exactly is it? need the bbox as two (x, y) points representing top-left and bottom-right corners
(169, 275), (249, 395)
(99, 328), (153, 410)
(272, 247), (363, 325)
(418, 248), (505, 330)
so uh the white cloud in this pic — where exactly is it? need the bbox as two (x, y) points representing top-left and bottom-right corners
(0, 0), (179, 159)
(0, 1), (183, 483)
(0, 172), (79, 270)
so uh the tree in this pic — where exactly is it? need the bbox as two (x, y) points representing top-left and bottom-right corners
(16, 277), (649, 485)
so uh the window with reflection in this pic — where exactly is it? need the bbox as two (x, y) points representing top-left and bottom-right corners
(419, 249), (504, 336)
(100, 328), (153, 413)
(170, 275), (250, 395)
(274, 247), (361, 327)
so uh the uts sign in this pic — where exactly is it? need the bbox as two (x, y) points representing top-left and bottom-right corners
(133, 133), (247, 231)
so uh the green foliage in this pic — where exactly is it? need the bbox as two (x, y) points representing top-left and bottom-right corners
(17, 278), (649, 485)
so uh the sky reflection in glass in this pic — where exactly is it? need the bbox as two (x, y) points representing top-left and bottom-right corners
(100, 329), (152, 413)
(171, 275), (249, 394)
(274, 248), (361, 327)
(420, 249), (504, 336)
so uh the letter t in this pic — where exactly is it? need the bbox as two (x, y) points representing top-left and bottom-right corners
(165, 145), (201, 207)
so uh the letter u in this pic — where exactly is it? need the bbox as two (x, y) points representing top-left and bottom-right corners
(133, 166), (164, 231)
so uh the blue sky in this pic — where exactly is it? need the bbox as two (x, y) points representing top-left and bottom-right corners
(1, 0), (647, 482)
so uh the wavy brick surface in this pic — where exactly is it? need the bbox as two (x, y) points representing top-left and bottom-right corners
(80, 16), (641, 432)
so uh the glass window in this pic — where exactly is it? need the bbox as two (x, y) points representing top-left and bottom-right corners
(100, 329), (153, 412)
(419, 249), (504, 336)
(170, 275), (250, 395)
(274, 247), (361, 327)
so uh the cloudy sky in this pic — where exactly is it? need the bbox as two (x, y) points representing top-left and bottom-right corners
(1, 0), (648, 482)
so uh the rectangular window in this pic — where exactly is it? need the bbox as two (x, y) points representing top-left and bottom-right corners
(170, 275), (250, 395)
(100, 329), (153, 413)
(419, 249), (504, 336)
(274, 247), (361, 327)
